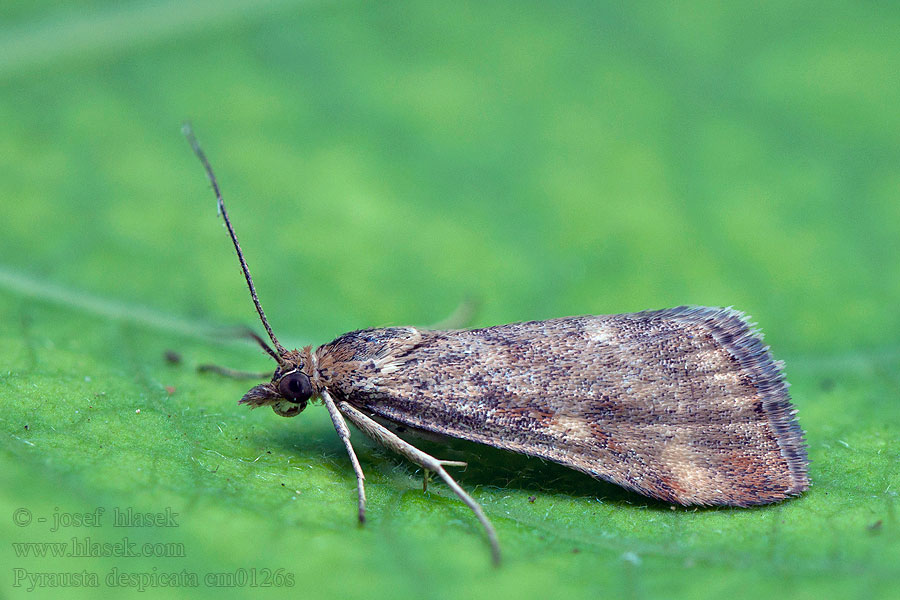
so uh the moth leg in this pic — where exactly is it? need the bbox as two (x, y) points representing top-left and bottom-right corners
(197, 364), (271, 379)
(336, 400), (501, 566)
(197, 326), (283, 377)
(424, 297), (478, 330)
(321, 390), (367, 524)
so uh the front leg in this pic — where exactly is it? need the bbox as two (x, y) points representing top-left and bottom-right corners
(336, 400), (501, 566)
(321, 390), (367, 524)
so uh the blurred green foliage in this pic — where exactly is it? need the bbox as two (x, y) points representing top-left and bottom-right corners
(1, 1), (898, 599)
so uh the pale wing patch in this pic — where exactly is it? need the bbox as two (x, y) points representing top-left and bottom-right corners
(377, 362), (403, 374)
(548, 414), (593, 439)
(659, 436), (720, 500)
(692, 349), (733, 372)
(583, 320), (618, 344)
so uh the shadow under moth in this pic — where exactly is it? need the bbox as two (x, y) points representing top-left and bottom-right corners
(183, 125), (808, 565)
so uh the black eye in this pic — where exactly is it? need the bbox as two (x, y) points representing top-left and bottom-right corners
(278, 371), (312, 403)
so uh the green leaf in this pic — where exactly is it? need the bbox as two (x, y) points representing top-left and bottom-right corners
(1, 1), (898, 599)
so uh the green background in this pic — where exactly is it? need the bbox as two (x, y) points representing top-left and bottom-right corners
(1, 1), (898, 598)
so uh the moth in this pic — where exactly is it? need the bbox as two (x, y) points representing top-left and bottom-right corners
(184, 126), (809, 564)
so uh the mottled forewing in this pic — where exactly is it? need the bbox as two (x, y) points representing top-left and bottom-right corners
(319, 307), (808, 506)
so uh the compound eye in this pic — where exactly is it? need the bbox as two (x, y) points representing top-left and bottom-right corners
(278, 371), (312, 403)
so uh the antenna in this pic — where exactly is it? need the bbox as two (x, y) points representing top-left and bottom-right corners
(182, 123), (287, 361)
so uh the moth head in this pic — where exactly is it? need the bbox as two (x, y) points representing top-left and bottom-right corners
(239, 362), (314, 418)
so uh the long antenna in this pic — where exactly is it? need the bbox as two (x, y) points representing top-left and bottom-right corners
(182, 123), (287, 360)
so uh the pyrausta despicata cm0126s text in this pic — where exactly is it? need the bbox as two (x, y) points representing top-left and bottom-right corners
(182, 125), (809, 565)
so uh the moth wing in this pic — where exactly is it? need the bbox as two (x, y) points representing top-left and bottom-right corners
(321, 307), (808, 506)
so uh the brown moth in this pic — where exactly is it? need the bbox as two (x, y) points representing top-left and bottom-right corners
(184, 126), (808, 565)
